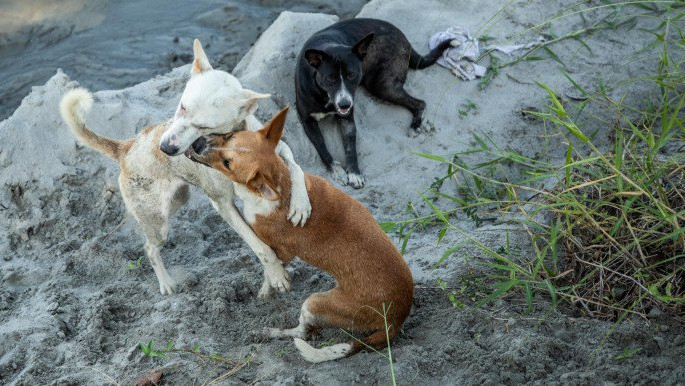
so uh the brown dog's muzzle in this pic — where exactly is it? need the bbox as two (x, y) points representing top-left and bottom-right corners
(185, 136), (212, 166)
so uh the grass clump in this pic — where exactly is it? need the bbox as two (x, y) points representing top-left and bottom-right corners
(533, 83), (685, 319)
(138, 340), (252, 385)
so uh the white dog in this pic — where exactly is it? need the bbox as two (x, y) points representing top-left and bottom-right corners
(60, 39), (311, 297)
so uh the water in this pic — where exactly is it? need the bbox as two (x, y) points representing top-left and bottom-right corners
(0, 0), (366, 120)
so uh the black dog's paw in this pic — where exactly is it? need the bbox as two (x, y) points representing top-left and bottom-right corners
(329, 161), (347, 181)
(409, 119), (436, 138)
(347, 172), (365, 189)
(410, 115), (423, 130)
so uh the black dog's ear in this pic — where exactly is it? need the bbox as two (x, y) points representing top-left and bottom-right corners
(305, 49), (327, 68)
(352, 33), (374, 59)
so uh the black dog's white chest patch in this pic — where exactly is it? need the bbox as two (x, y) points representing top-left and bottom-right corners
(309, 111), (337, 121)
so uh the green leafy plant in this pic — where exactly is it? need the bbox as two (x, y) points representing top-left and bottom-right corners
(139, 340), (253, 384)
(127, 256), (143, 271)
(458, 99), (478, 119)
(383, 1), (685, 320)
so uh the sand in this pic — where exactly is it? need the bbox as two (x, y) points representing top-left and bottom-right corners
(1, 0), (684, 384)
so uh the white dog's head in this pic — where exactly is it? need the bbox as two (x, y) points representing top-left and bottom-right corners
(159, 39), (270, 156)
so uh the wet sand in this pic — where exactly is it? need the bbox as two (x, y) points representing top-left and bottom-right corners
(0, 0), (366, 120)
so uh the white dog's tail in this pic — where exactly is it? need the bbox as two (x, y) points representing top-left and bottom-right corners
(60, 88), (123, 160)
(293, 338), (353, 363)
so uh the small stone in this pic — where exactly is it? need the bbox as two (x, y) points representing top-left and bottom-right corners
(3, 255), (10, 261)
(47, 301), (59, 312)
(659, 324), (669, 333)
(3, 271), (18, 283)
(648, 307), (663, 318)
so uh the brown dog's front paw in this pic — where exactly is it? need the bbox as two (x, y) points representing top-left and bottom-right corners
(257, 278), (275, 299)
(266, 263), (291, 293)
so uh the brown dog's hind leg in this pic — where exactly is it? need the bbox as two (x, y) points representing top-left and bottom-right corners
(289, 289), (400, 363)
(263, 294), (320, 340)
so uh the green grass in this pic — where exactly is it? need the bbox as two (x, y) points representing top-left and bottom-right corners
(384, 1), (685, 320)
(126, 256), (143, 271)
(138, 340), (252, 385)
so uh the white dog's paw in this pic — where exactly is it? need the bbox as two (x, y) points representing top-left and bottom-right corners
(258, 277), (275, 299)
(347, 172), (365, 189)
(288, 187), (312, 227)
(158, 277), (175, 295)
(330, 161), (348, 185)
(266, 264), (291, 293)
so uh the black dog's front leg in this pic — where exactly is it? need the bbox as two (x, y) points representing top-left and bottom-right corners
(339, 116), (364, 189)
(301, 117), (348, 185)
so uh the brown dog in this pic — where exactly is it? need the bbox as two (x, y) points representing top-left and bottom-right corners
(186, 107), (414, 362)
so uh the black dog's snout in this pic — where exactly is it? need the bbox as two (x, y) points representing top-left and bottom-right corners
(337, 102), (352, 109)
(191, 136), (208, 154)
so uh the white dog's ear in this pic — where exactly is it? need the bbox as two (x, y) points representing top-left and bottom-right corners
(191, 39), (213, 76)
(239, 89), (271, 117)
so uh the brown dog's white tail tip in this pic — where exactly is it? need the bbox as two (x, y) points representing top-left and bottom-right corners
(293, 338), (352, 363)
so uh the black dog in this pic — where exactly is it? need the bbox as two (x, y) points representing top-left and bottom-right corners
(295, 18), (452, 188)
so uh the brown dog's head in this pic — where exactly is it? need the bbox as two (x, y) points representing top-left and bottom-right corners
(186, 107), (289, 201)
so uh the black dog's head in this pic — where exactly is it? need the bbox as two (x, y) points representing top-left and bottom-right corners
(304, 33), (374, 117)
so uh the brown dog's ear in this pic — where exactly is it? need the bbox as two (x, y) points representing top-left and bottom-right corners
(352, 33), (374, 59)
(248, 171), (279, 201)
(258, 107), (288, 149)
(191, 39), (213, 76)
(304, 49), (327, 68)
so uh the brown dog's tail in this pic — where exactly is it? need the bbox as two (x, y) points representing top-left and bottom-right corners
(60, 88), (123, 160)
(409, 39), (452, 70)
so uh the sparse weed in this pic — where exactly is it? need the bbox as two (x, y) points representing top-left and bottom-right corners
(126, 256), (143, 271)
(139, 340), (172, 358)
(614, 347), (642, 360)
(275, 347), (290, 358)
(338, 303), (398, 385)
(139, 340), (252, 384)
(458, 99), (478, 119)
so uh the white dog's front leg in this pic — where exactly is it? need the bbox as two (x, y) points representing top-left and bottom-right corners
(276, 140), (311, 226)
(211, 198), (291, 295)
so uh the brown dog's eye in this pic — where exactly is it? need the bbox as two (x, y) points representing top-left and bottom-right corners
(223, 159), (231, 169)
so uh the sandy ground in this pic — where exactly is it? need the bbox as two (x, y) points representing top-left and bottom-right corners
(1, 0), (684, 384)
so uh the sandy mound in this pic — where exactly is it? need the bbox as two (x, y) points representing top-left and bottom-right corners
(1, 1), (683, 384)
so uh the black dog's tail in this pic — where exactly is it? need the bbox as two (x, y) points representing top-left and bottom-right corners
(409, 39), (452, 70)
